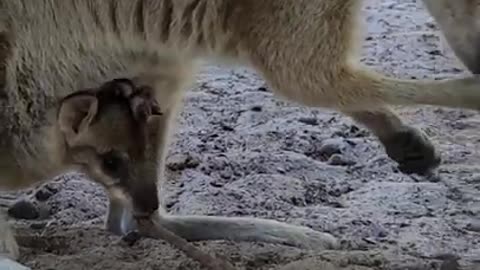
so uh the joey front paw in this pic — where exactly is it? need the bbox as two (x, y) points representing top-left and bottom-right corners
(106, 214), (138, 236)
(105, 204), (138, 236)
(380, 126), (441, 175)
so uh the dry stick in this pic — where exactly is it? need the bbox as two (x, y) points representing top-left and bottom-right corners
(136, 219), (237, 270)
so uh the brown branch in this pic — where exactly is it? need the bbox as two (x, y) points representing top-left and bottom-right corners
(136, 218), (236, 270)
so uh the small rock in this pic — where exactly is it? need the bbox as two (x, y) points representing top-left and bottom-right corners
(372, 223), (389, 238)
(327, 154), (356, 166)
(318, 138), (346, 157)
(34, 188), (55, 201)
(30, 222), (47, 230)
(165, 199), (178, 209)
(426, 173), (441, 183)
(257, 86), (268, 92)
(289, 197), (305, 207)
(466, 221), (480, 232)
(219, 170), (233, 180)
(425, 22), (436, 29)
(210, 180), (224, 188)
(167, 153), (200, 171)
(377, 229), (388, 238)
(250, 105), (262, 112)
(298, 117), (319, 126)
(33, 183), (59, 202)
(220, 123), (235, 131)
(122, 231), (141, 246)
(8, 200), (39, 220)
(427, 49), (443, 56)
(363, 237), (378, 245)
(327, 186), (353, 197)
(467, 174), (480, 183)
(440, 258), (460, 270)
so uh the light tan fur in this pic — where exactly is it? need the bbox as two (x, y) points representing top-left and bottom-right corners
(1, 0), (480, 268)
(422, 0), (480, 74)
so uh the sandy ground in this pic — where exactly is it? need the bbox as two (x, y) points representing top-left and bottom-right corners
(1, 0), (479, 269)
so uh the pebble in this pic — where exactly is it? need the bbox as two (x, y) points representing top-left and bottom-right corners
(219, 170), (233, 180)
(8, 200), (40, 220)
(327, 154), (356, 166)
(363, 237), (378, 245)
(250, 105), (263, 112)
(209, 180), (224, 188)
(426, 174), (442, 183)
(30, 222), (47, 230)
(465, 221), (480, 232)
(467, 174), (480, 183)
(440, 258), (460, 270)
(34, 188), (55, 201)
(318, 138), (346, 157)
(257, 86), (268, 92)
(122, 231), (141, 246)
(298, 117), (319, 126)
(221, 124), (235, 131)
(167, 153), (200, 171)
(372, 223), (389, 238)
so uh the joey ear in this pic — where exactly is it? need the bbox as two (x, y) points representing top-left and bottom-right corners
(57, 92), (98, 144)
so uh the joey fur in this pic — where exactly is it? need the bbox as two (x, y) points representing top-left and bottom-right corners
(0, 0), (480, 267)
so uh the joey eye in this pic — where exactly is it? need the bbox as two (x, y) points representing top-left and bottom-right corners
(100, 151), (125, 177)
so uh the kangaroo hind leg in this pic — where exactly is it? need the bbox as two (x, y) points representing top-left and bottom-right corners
(344, 107), (440, 175)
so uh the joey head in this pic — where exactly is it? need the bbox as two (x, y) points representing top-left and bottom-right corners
(57, 78), (163, 226)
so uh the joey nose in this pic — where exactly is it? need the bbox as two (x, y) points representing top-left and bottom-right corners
(132, 185), (159, 216)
